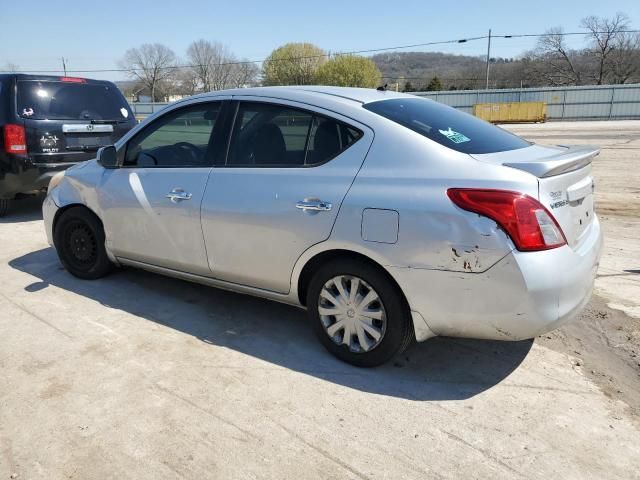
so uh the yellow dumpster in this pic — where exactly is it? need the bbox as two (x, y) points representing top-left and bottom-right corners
(473, 102), (546, 123)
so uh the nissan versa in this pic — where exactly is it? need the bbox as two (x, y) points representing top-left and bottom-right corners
(0, 74), (136, 216)
(43, 86), (603, 367)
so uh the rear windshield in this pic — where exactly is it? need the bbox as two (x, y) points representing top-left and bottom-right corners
(363, 97), (530, 154)
(17, 80), (132, 121)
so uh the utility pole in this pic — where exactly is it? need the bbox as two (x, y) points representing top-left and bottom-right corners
(61, 57), (67, 75)
(485, 28), (491, 90)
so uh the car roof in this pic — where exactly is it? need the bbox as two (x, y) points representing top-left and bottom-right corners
(169, 86), (417, 126)
(277, 86), (411, 104)
(187, 85), (412, 106)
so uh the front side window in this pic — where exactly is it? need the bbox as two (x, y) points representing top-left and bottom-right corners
(227, 102), (362, 167)
(124, 103), (220, 167)
(363, 97), (530, 154)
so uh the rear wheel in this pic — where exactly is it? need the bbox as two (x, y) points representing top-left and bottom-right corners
(307, 259), (414, 367)
(0, 199), (10, 217)
(54, 207), (113, 280)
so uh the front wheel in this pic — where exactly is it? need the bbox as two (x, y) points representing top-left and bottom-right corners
(54, 206), (113, 280)
(306, 259), (414, 367)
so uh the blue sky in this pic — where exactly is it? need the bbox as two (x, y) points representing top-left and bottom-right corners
(1, 0), (638, 81)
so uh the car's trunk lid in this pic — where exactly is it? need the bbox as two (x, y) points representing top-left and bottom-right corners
(472, 144), (600, 249)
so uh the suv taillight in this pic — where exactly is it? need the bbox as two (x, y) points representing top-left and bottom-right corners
(60, 76), (86, 83)
(447, 188), (567, 251)
(3, 124), (27, 154)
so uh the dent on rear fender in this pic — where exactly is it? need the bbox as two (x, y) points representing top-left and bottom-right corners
(413, 241), (511, 274)
(446, 245), (489, 273)
(405, 212), (513, 274)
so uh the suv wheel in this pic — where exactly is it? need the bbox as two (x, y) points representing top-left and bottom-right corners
(54, 207), (113, 280)
(307, 259), (414, 367)
(0, 199), (10, 217)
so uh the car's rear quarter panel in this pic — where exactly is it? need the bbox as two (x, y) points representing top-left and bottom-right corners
(328, 120), (549, 338)
(332, 122), (538, 273)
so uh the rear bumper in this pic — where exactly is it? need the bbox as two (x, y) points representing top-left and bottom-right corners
(0, 153), (77, 199)
(391, 216), (603, 341)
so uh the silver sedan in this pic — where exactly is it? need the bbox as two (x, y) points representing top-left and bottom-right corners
(43, 86), (603, 366)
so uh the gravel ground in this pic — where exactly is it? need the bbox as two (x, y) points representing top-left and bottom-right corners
(0, 120), (639, 479)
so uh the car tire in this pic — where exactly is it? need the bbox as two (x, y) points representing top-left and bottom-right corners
(54, 206), (113, 280)
(0, 199), (10, 217)
(307, 259), (414, 367)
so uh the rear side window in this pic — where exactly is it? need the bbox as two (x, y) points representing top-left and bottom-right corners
(17, 80), (132, 121)
(227, 102), (362, 167)
(363, 98), (529, 154)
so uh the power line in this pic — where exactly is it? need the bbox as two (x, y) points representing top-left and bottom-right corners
(2, 29), (639, 75)
(496, 29), (640, 39)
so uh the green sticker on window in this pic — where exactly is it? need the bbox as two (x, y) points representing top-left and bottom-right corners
(438, 127), (470, 144)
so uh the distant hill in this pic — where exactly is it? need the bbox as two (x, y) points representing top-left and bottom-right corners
(371, 52), (486, 88)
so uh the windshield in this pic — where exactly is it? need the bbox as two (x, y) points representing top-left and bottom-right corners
(17, 80), (132, 121)
(363, 97), (530, 154)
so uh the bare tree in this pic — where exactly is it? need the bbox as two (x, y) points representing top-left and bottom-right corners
(607, 32), (640, 83)
(174, 67), (200, 96)
(185, 40), (257, 92)
(119, 43), (177, 101)
(533, 28), (582, 85)
(186, 39), (220, 92)
(228, 61), (259, 88)
(2, 62), (20, 73)
(581, 13), (630, 84)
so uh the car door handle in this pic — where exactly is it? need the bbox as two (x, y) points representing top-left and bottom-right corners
(166, 189), (192, 202)
(296, 199), (332, 211)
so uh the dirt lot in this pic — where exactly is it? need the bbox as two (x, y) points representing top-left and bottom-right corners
(1, 121), (639, 479)
(506, 121), (640, 422)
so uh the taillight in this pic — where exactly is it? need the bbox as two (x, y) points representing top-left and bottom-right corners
(447, 188), (566, 251)
(3, 124), (27, 154)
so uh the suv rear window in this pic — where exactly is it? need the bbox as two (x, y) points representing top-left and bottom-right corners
(363, 97), (530, 154)
(17, 80), (132, 121)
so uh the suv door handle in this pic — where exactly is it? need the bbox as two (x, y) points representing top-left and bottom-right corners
(296, 199), (332, 211)
(166, 188), (192, 203)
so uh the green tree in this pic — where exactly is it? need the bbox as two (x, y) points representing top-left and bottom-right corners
(262, 43), (326, 86)
(315, 55), (381, 88)
(403, 81), (415, 92)
(426, 76), (443, 91)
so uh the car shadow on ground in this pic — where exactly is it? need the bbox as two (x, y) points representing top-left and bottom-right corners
(0, 195), (44, 224)
(10, 247), (533, 401)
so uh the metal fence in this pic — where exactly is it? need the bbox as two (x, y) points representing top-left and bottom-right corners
(414, 84), (640, 121)
(130, 102), (170, 119)
(129, 83), (640, 121)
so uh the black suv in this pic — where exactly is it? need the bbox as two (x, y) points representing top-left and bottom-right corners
(0, 74), (136, 216)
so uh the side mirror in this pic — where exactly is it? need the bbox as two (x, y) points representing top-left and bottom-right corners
(97, 145), (118, 168)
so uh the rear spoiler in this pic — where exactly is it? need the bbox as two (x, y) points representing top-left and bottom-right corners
(503, 145), (600, 178)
